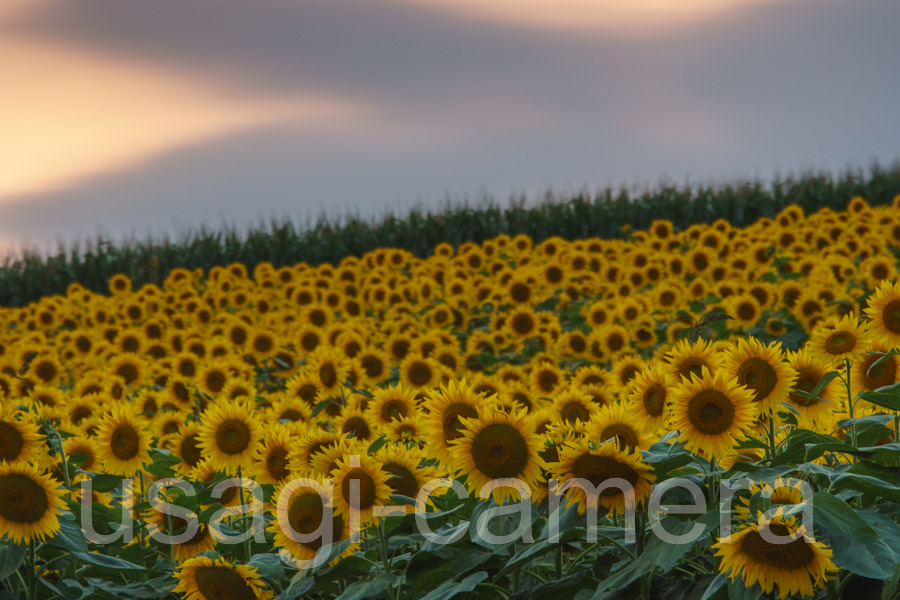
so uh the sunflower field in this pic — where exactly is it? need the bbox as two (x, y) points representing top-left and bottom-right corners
(2, 194), (900, 599)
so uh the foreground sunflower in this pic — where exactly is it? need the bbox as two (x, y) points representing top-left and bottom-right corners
(0, 462), (66, 544)
(806, 314), (870, 365)
(669, 367), (757, 459)
(549, 438), (654, 515)
(865, 279), (900, 348)
(95, 404), (152, 476)
(713, 514), (837, 599)
(451, 408), (544, 503)
(173, 556), (274, 600)
(722, 338), (796, 415)
(197, 399), (263, 475)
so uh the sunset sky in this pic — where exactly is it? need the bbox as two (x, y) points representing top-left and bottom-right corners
(1, 0), (898, 255)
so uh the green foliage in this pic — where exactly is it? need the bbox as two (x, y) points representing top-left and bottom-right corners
(2, 166), (899, 307)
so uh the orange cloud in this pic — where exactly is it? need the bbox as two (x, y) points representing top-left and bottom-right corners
(0, 35), (365, 200)
(389, 0), (780, 35)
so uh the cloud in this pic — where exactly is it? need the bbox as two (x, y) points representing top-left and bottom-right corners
(385, 0), (780, 36)
(0, 34), (366, 199)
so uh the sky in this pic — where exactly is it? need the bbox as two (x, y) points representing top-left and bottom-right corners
(1, 0), (899, 256)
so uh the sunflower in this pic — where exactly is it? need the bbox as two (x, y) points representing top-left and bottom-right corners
(784, 350), (841, 428)
(591, 324), (630, 359)
(625, 363), (672, 432)
(288, 430), (342, 473)
(713, 513), (837, 599)
(666, 338), (723, 382)
(399, 355), (444, 390)
(0, 462), (66, 544)
(669, 367), (757, 459)
(171, 424), (204, 476)
(505, 306), (539, 339)
(268, 476), (355, 564)
(385, 416), (423, 443)
(807, 314), (870, 365)
(367, 385), (417, 426)
(197, 363), (230, 397)
(549, 438), (654, 516)
(173, 556), (273, 600)
(550, 387), (597, 426)
(331, 453), (392, 524)
(335, 408), (374, 443)
(530, 363), (565, 395)
(268, 397), (311, 425)
(722, 338), (796, 415)
(253, 425), (295, 485)
(63, 436), (98, 472)
(375, 444), (438, 502)
(723, 295), (762, 329)
(588, 403), (651, 451)
(0, 411), (43, 465)
(422, 379), (488, 466)
(95, 404), (152, 476)
(852, 346), (899, 397)
(197, 399), (263, 475)
(357, 348), (392, 386)
(144, 498), (218, 562)
(734, 477), (806, 521)
(451, 408), (544, 503)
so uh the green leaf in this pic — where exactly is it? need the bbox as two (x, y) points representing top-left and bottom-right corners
(419, 571), (488, 600)
(790, 370), (840, 406)
(247, 553), (285, 582)
(89, 474), (126, 492)
(812, 492), (879, 543)
(860, 381), (900, 411)
(335, 573), (399, 600)
(367, 435), (388, 454)
(144, 450), (183, 478)
(700, 573), (728, 600)
(49, 514), (89, 553)
(0, 543), (26, 580)
(74, 552), (147, 570)
(829, 538), (895, 580)
(644, 517), (705, 572)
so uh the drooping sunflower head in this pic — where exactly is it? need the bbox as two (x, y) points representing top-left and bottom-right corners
(197, 399), (262, 476)
(451, 408), (545, 504)
(669, 367), (758, 459)
(722, 337), (796, 415)
(548, 438), (655, 516)
(0, 462), (66, 544)
(173, 556), (274, 600)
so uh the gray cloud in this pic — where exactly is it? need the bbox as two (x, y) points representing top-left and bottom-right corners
(2, 0), (899, 250)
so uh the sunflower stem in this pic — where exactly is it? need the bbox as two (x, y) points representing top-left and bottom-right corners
(138, 471), (146, 547)
(845, 360), (858, 456)
(555, 544), (562, 580)
(237, 466), (252, 561)
(28, 539), (36, 600)
(765, 412), (777, 461)
(377, 519), (396, 600)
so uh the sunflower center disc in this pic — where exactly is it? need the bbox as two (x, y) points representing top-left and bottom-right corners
(862, 354), (896, 390)
(884, 300), (900, 333)
(216, 419), (251, 454)
(740, 526), (815, 569)
(383, 463), (418, 499)
(470, 423), (529, 479)
(319, 364), (338, 388)
(195, 566), (257, 600)
(341, 467), (377, 510)
(0, 473), (49, 524)
(825, 331), (856, 355)
(687, 390), (736, 435)
(288, 491), (325, 535)
(441, 404), (478, 442)
(789, 373), (822, 407)
(737, 358), (778, 402)
(267, 448), (289, 479)
(679, 359), (707, 380)
(408, 363), (432, 386)
(601, 425), (638, 450)
(0, 422), (25, 461)
(643, 385), (666, 416)
(562, 401), (589, 425)
(571, 455), (639, 497)
(111, 424), (140, 460)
